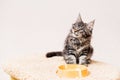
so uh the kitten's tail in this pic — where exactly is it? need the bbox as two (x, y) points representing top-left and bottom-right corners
(46, 51), (63, 58)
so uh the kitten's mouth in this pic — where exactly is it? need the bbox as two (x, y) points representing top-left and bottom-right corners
(74, 34), (82, 38)
(75, 34), (79, 36)
(73, 27), (83, 31)
(74, 33), (82, 37)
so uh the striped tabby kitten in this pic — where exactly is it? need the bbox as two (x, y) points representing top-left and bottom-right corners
(46, 14), (95, 66)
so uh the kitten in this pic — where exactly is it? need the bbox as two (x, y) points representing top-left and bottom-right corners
(46, 14), (95, 66)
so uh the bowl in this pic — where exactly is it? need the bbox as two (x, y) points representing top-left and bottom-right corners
(56, 64), (89, 78)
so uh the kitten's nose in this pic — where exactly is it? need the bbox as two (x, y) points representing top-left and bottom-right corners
(74, 32), (78, 36)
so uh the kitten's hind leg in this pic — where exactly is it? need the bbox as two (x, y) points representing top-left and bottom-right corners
(86, 58), (91, 64)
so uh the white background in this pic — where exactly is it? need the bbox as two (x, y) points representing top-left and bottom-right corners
(0, 0), (120, 79)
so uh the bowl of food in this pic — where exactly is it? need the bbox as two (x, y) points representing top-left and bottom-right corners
(56, 64), (89, 78)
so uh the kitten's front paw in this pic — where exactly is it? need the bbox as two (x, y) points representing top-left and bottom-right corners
(65, 55), (76, 64)
(79, 55), (88, 66)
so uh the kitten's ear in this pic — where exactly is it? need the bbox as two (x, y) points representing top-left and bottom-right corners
(76, 13), (82, 22)
(87, 20), (95, 30)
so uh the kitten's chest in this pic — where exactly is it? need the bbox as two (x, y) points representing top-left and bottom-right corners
(67, 37), (81, 49)
(67, 36), (90, 51)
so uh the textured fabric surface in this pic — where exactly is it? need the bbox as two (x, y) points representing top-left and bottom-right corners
(2, 53), (120, 80)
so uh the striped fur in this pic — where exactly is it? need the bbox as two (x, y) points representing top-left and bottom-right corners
(46, 51), (62, 57)
(46, 14), (95, 66)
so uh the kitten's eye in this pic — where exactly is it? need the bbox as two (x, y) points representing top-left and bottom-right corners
(70, 39), (73, 41)
(78, 23), (84, 27)
(90, 30), (92, 33)
(73, 24), (75, 26)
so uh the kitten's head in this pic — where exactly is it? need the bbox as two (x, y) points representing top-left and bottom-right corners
(71, 14), (95, 38)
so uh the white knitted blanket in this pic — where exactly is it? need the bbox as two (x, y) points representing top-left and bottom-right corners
(2, 53), (120, 80)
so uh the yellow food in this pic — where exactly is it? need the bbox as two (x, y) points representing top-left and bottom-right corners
(56, 64), (89, 78)
(11, 77), (17, 80)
